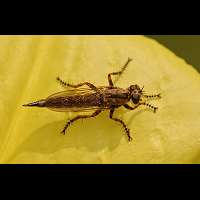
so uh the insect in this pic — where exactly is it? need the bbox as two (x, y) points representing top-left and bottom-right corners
(23, 58), (161, 142)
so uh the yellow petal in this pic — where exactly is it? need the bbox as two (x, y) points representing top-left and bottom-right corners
(0, 35), (200, 163)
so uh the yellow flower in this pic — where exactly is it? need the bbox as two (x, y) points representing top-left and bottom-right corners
(0, 35), (200, 163)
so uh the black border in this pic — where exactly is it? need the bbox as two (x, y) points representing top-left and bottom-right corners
(1, 4), (199, 35)
(2, 19), (199, 35)
(0, 165), (197, 195)
(1, 164), (200, 178)
(1, 0), (199, 35)
(1, 6), (199, 190)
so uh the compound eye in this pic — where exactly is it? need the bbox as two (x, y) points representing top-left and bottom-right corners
(131, 94), (140, 104)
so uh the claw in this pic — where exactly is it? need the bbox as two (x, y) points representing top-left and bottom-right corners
(128, 136), (133, 142)
(128, 57), (133, 62)
(154, 107), (158, 113)
(60, 129), (66, 135)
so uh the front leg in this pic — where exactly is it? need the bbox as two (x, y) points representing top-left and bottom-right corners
(109, 108), (133, 142)
(143, 93), (161, 99)
(124, 102), (158, 113)
(143, 102), (158, 113)
(108, 58), (132, 87)
(123, 104), (139, 110)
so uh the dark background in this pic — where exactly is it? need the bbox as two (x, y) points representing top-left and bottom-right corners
(147, 35), (200, 72)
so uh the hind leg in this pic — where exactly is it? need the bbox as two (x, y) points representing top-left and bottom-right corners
(61, 110), (102, 134)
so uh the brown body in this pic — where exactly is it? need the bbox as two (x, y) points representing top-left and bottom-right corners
(23, 58), (161, 142)
(45, 87), (130, 110)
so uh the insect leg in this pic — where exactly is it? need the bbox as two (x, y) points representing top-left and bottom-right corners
(108, 58), (132, 87)
(124, 102), (158, 113)
(142, 102), (158, 113)
(56, 77), (98, 91)
(123, 104), (139, 110)
(61, 110), (102, 135)
(56, 77), (68, 88)
(143, 93), (161, 99)
(109, 108), (133, 142)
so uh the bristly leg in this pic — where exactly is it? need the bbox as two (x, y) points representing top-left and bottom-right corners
(143, 93), (161, 99)
(143, 103), (158, 113)
(136, 102), (158, 113)
(61, 110), (102, 135)
(123, 104), (140, 110)
(124, 102), (158, 113)
(56, 77), (68, 88)
(56, 76), (98, 91)
(109, 108), (133, 142)
(108, 58), (133, 87)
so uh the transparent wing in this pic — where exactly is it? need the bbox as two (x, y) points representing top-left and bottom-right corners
(48, 106), (109, 112)
(47, 86), (109, 98)
(47, 87), (95, 98)
(46, 86), (109, 113)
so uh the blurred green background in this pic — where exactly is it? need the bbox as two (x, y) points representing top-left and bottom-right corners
(147, 35), (200, 72)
